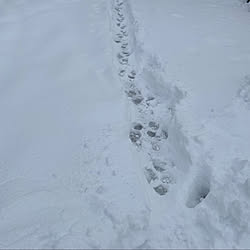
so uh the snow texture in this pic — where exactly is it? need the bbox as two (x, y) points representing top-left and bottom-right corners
(0, 0), (250, 248)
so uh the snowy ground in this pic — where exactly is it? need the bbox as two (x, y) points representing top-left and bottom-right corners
(0, 0), (250, 248)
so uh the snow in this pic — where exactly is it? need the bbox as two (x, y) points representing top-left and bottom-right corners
(129, 0), (250, 248)
(0, 0), (250, 248)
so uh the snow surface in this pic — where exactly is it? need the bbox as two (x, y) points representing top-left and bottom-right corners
(0, 0), (250, 248)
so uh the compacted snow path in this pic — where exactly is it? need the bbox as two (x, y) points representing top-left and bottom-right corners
(111, 0), (189, 197)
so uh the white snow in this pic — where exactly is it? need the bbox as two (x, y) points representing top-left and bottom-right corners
(0, 0), (250, 248)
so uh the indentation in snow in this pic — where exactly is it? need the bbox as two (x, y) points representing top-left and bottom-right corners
(186, 163), (211, 208)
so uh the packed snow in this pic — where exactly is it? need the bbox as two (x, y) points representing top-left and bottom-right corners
(0, 0), (250, 248)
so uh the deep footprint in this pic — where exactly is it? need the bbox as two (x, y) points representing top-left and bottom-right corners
(149, 121), (159, 130)
(147, 131), (156, 137)
(133, 123), (143, 130)
(154, 184), (168, 195)
(129, 130), (141, 143)
(119, 69), (126, 76)
(152, 159), (167, 172)
(132, 95), (144, 105)
(161, 129), (168, 139)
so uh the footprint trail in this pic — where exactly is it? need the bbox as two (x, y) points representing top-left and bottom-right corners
(111, 0), (184, 196)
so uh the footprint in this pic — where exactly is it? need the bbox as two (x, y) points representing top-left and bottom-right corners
(121, 30), (128, 36)
(122, 50), (130, 57)
(161, 129), (168, 139)
(152, 159), (167, 172)
(121, 42), (128, 47)
(147, 131), (156, 137)
(152, 142), (160, 151)
(161, 174), (173, 184)
(126, 89), (137, 97)
(116, 17), (124, 22)
(132, 95), (144, 105)
(116, 33), (123, 38)
(114, 33), (123, 43)
(126, 88), (143, 104)
(129, 130), (142, 143)
(154, 184), (168, 195)
(148, 121), (159, 130)
(117, 12), (123, 18)
(128, 70), (136, 80)
(144, 168), (158, 183)
(121, 44), (128, 49)
(120, 57), (128, 65)
(133, 123), (143, 130)
(114, 38), (121, 43)
(119, 69), (126, 77)
(117, 53), (124, 60)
